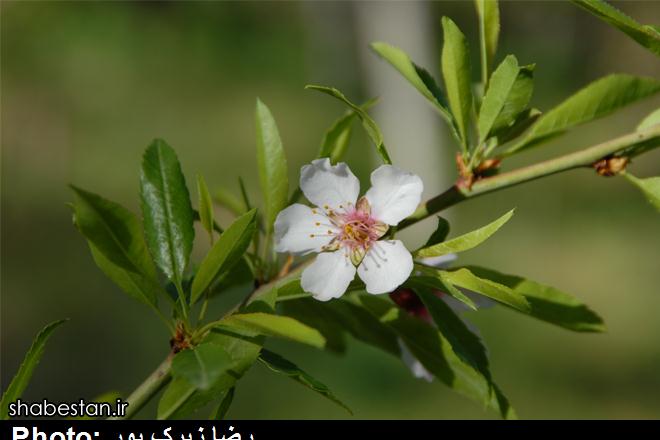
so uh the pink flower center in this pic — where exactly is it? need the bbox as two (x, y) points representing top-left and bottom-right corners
(338, 209), (380, 250)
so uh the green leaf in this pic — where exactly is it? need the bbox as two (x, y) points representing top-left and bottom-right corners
(216, 312), (326, 349)
(158, 288), (277, 419)
(190, 209), (257, 304)
(424, 216), (451, 247)
(88, 243), (160, 308)
(0, 320), (67, 420)
(280, 296), (347, 354)
(417, 289), (491, 381)
(370, 42), (453, 121)
(491, 107), (541, 145)
(623, 173), (660, 211)
(491, 64), (535, 136)
(507, 74), (660, 154)
(255, 99), (289, 233)
(572, 0), (660, 56)
(465, 266), (605, 332)
(441, 16), (474, 149)
(196, 174), (215, 243)
(475, 0), (500, 86)
(318, 111), (357, 164)
(171, 343), (233, 390)
(70, 186), (159, 307)
(306, 85), (392, 164)
(259, 349), (352, 414)
(405, 275), (477, 311)
(140, 139), (195, 286)
(441, 267), (530, 312)
(213, 188), (247, 216)
(478, 55), (520, 143)
(414, 209), (514, 258)
(638, 107), (660, 131)
(358, 295), (515, 419)
(209, 387), (234, 420)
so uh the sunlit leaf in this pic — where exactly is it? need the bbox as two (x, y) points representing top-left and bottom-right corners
(318, 111), (357, 164)
(441, 16), (474, 149)
(280, 296), (347, 353)
(415, 209), (514, 258)
(442, 268), (530, 312)
(256, 99), (289, 233)
(478, 55), (520, 143)
(572, 0), (660, 56)
(507, 75), (660, 154)
(140, 139), (195, 286)
(216, 312), (326, 349)
(259, 349), (352, 414)
(465, 266), (605, 332)
(475, 0), (500, 85)
(623, 173), (660, 211)
(406, 275), (477, 311)
(0, 320), (68, 420)
(370, 42), (453, 124)
(637, 107), (660, 131)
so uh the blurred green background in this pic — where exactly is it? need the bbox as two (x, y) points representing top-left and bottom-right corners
(2, 1), (659, 419)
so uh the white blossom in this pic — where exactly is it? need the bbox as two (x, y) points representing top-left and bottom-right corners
(274, 158), (423, 301)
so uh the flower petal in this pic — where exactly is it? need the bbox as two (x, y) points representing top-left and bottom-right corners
(416, 254), (457, 269)
(365, 165), (423, 225)
(357, 240), (413, 294)
(300, 158), (360, 211)
(301, 250), (356, 301)
(399, 339), (434, 382)
(274, 204), (338, 255)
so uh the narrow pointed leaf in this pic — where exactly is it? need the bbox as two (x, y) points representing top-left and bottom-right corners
(171, 343), (233, 390)
(259, 349), (352, 414)
(280, 296), (347, 354)
(637, 107), (660, 131)
(0, 320), (67, 420)
(478, 55), (520, 143)
(475, 0), (500, 85)
(140, 139), (195, 285)
(415, 209), (514, 258)
(209, 388), (234, 420)
(255, 99), (289, 233)
(358, 295), (515, 419)
(306, 85), (392, 164)
(465, 266), (605, 332)
(572, 0), (660, 56)
(441, 17), (474, 148)
(88, 243), (160, 308)
(318, 111), (357, 164)
(424, 216), (451, 247)
(623, 173), (660, 211)
(405, 275), (477, 311)
(196, 174), (215, 242)
(507, 75), (660, 154)
(441, 267), (531, 312)
(70, 186), (159, 307)
(158, 288), (278, 419)
(216, 312), (326, 349)
(370, 42), (452, 121)
(191, 209), (257, 303)
(417, 289), (491, 381)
